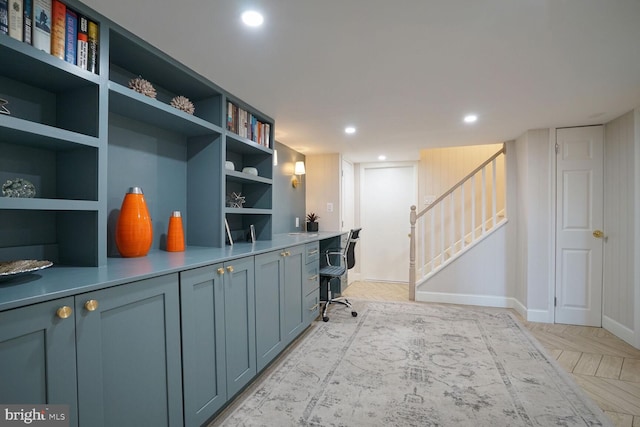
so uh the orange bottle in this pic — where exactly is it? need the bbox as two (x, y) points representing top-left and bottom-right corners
(115, 187), (153, 257)
(166, 211), (185, 252)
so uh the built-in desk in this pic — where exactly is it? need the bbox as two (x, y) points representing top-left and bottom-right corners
(0, 231), (345, 427)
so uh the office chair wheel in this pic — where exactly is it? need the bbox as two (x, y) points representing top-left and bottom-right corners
(322, 316), (329, 322)
(351, 311), (357, 317)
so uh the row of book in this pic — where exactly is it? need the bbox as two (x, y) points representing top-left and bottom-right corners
(0, 0), (99, 73)
(226, 102), (271, 149)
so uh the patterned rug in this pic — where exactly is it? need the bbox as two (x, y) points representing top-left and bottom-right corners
(215, 301), (613, 426)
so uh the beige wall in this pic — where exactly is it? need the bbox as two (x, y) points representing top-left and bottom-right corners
(604, 110), (637, 337)
(305, 153), (341, 232)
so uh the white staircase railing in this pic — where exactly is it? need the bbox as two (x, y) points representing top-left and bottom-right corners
(409, 144), (507, 300)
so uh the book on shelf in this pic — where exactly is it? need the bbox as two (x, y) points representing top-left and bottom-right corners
(225, 102), (271, 148)
(49, 0), (64, 59)
(32, 0), (51, 53)
(0, 0), (8, 35)
(86, 18), (98, 73)
(23, 0), (31, 44)
(9, 0), (23, 41)
(76, 14), (87, 69)
(63, 7), (76, 64)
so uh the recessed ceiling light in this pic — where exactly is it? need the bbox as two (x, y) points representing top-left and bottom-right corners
(241, 10), (264, 27)
(378, 155), (386, 161)
(345, 126), (356, 134)
(463, 114), (478, 124)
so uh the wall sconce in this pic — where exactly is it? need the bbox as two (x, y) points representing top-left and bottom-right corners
(292, 161), (306, 188)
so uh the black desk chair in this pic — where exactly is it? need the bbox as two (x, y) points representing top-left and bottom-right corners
(319, 228), (361, 322)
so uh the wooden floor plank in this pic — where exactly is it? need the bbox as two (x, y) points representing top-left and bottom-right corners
(574, 353), (603, 376)
(557, 350), (582, 372)
(597, 355), (624, 379)
(621, 359), (640, 383)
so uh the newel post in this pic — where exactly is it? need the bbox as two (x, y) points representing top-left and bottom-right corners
(409, 205), (417, 301)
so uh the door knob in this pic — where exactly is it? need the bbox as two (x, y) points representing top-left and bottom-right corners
(56, 306), (73, 319)
(84, 299), (99, 312)
(592, 230), (604, 239)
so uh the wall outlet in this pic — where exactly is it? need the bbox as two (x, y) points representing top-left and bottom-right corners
(326, 202), (334, 212)
(295, 217), (299, 228)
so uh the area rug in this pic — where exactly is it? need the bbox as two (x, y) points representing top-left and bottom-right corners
(215, 301), (613, 426)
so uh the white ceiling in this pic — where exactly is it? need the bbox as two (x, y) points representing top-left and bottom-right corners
(82, 0), (640, 163)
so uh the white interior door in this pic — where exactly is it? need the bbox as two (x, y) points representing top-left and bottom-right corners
(555, 126), (604, 326)
(361, 163), (417, 282)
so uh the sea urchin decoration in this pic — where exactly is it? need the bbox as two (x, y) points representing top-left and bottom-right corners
(170, 96), (195, 115)
(128, 76), (157, 99)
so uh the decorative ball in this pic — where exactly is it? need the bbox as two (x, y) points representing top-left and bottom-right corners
(128, 77), (157, 99)
(170, 96), (195, 115)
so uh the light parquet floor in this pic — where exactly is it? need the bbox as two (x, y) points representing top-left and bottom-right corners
(342, 281), (640, 427)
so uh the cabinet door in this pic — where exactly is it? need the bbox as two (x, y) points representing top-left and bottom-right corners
(75, 274), (183, 427)
(283, 245), (304, 345)
(223, 257), (256, 398)
(254, 250), (285, 372)
(0, 297), (78, 427)
(180, 264), (227, 426)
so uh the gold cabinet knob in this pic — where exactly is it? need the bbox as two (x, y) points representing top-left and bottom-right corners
(56, 306), (72, 319)
(285, 251), (291, 256)
(593, 230), (604, 239)
(217, 267), (225, 275)
(84, 299), (99, 312)
(280, 252), (287, 257)
(226, 266), (234, 273)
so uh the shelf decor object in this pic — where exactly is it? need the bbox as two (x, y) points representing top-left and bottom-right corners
(0, 98), (9, 115)
(115, 187), (153, 257)
(242, 167), (258, 176)
(0, 260), (53, 281)
(2, 178), (36, 198)
(228, 192), (246, 208)
(170, 96), (195, 115)
(166, 211), (185, 252)
(128, 76), (157, 98)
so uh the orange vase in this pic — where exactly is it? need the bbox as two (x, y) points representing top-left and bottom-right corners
(115, 187), (153, 257)
(166, 211), (185, 252)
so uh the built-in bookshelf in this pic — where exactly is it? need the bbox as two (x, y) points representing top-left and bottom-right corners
(0, 0), (274, 266)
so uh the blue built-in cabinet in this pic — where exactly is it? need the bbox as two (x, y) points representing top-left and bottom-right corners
(0, 0), (274, 267)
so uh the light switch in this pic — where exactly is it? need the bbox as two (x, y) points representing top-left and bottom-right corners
(326, 202), (334, 212)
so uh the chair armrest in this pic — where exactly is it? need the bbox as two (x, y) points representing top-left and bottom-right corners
(325, 251), (346, 266)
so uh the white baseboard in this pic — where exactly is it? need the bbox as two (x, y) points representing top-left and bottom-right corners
(415, 290), (513, 308)
(603, 315), (638, 349)
(416, 292), (553, 323)
(526, 309), (552, 323)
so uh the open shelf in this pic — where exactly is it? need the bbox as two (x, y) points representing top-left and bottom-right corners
(108, 82), (223, 137)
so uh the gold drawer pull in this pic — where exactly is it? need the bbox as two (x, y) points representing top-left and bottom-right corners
(84, 300), (99, 312)
(308, 303), (319, 311)
(308, 249), (318, 255)
(56, 306), (72, 319)
(308, 275), (318, 281)
(217, 267), (225, 275)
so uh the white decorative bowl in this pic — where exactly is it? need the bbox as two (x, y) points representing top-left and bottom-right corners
(225, 161), (235, 171)
(242, 167), (258, 176)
